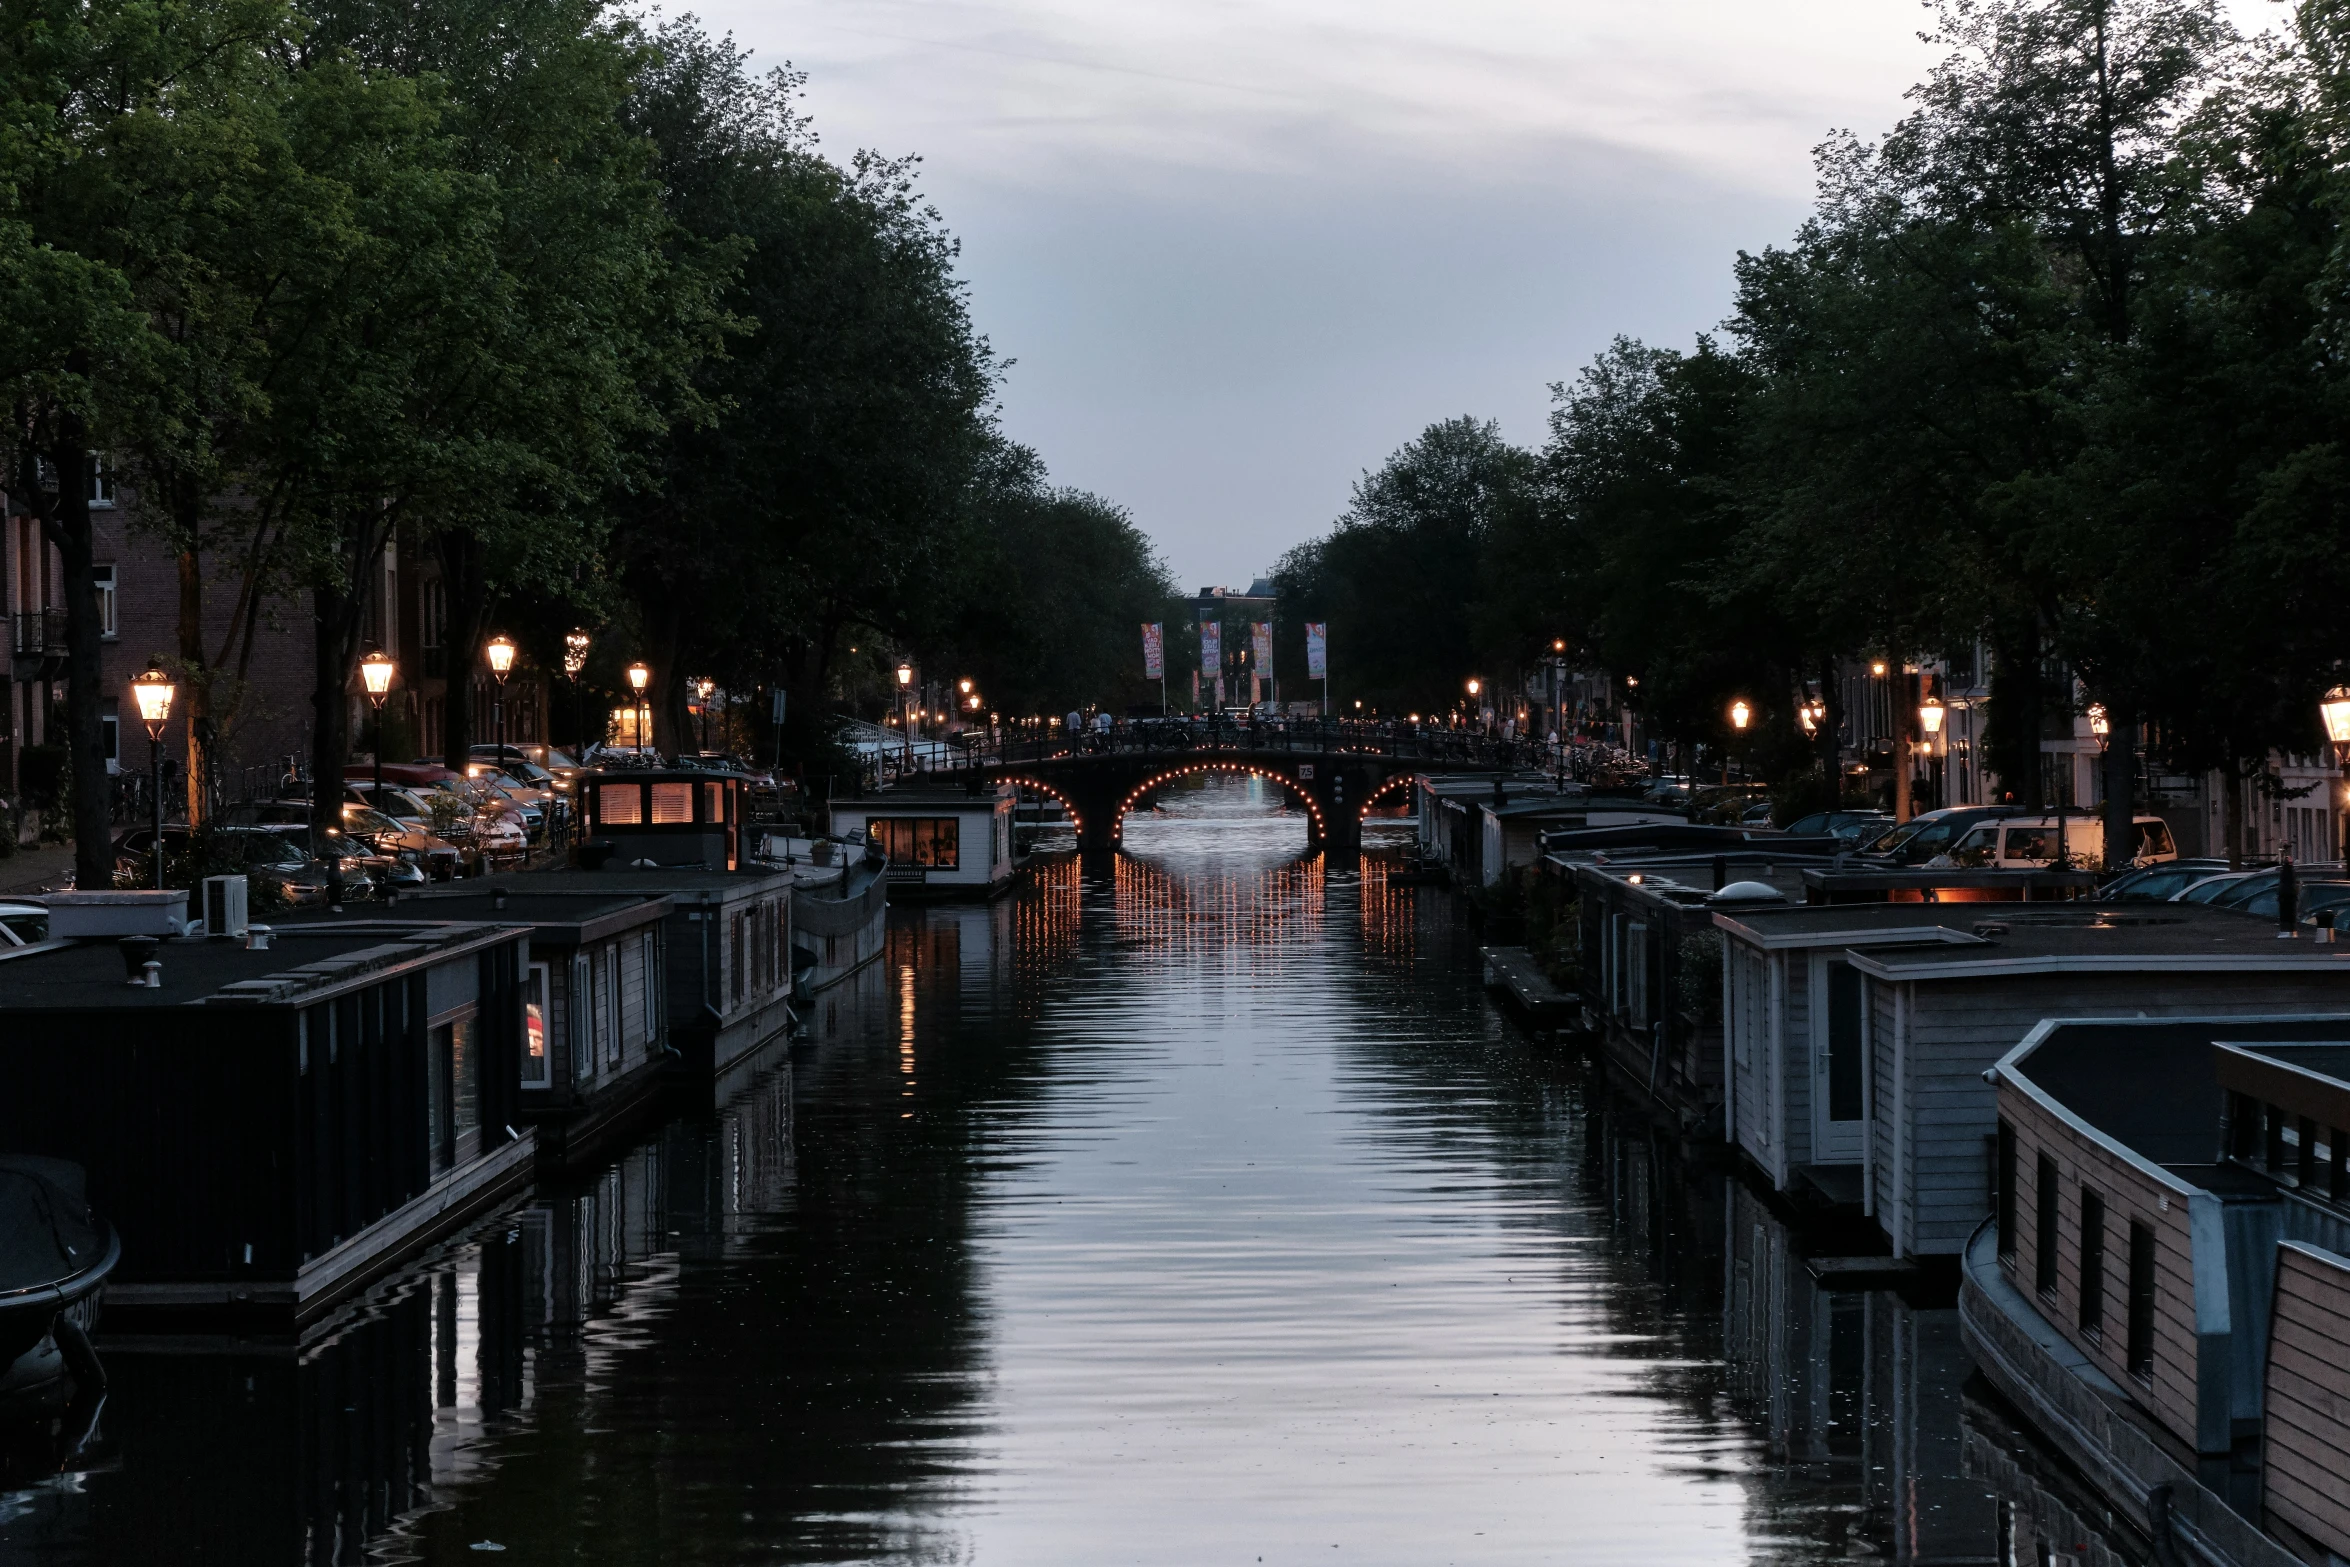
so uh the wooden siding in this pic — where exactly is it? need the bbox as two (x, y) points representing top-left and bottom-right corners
(1878, 975), (2350, 1258)
(2000, 1082), (2204, 1454)
(1729, 941), (1770, 1166)
(2264, 1241), (2350, 1559)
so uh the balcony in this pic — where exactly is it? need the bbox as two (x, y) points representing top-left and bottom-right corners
(12, 609), (69, 677)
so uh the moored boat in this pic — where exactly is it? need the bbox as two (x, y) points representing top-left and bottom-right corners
(0, 1156), (117, 1476)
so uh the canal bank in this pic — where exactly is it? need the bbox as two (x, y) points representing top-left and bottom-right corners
(2, 774), (2012, 1565)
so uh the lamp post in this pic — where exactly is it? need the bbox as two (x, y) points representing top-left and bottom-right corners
(693, 677), (715, 756)
(896, 662), (914, 774)
(360, 647), (396, 810)
(485, 633), (516, 768)
(129, 661), (175, 890)
(2321, 688), (2350, 868)
(626, 660), (651, 760)
(564, 629), (590, 757)
(1727, 697), (1751, 784)
(1918, 691), (1945, 811)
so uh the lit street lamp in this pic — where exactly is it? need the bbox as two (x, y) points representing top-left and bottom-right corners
(1727, 697), (1750, 784)
(693, 676), (715, 755)
(360, 647), (396, 808)
(627, 660), (651, 759)
(484, 633), (516, 767)
(896, 662), (915, 772)
(129, 661), (175, 890)
(2322, 687), (2350, 866)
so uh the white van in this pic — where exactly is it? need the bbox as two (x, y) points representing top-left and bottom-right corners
(1942, 813), (2178, 870)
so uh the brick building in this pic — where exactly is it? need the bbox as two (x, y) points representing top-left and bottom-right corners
(4, 472), (547, 816)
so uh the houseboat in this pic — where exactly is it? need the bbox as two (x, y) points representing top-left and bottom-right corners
(754, 834), (890, 998)
(1967, 1017), (2350, 1567)
(0, 1155), (114, 1473)
(827, 785), (1015, 899)
(397, 867), (794, 1085)
(576, 767), (751, 871)
(1714, 901), (2350, 1262)
(291, 886), (677, 1168)
(0, 915), (536, 1322)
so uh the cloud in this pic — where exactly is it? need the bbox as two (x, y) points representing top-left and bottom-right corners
(689, 0), (2287, 588)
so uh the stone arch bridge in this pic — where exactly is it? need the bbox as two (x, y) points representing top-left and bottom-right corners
(909, 725), (1529, 855)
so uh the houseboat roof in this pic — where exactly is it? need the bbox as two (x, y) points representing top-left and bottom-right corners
(827, 785), (1012, 808)
(290, 890), (670, 944)
(405, 867), (789, 900)
(1994, 1016), (2350, 1184)
(0, 921), (523, 1011)
(1714, 901), (2350, 977)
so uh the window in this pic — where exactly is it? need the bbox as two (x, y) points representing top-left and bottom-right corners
(420, 578), (446, 649)
(705, 781), (723, 825)
(641, 931), (660, 1039)
(570, 949), (593, 1081)
(99, 709), (118, 773)
(92, 564), (116, 639)
(2035, 1153), (2060, 1298)
(650, 781), (694, 824)
(2299, 1116), (2318, 1189)
(600, 783), (643, 826)
(2126, 1222), (2156, 1380)
(429, 1014), (479, 1174)
(605, 946), (622, 1065)
(88, 458), (113, 507)
(2078, 1186), (2105, 1338)
(523, 962), (551, 1086)
(594, 946), (615, 1065)
(867, 816), (960, 869)
(1997, 1121), (2018, 1261)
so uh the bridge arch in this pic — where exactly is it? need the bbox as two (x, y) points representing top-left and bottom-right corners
(1112, 761), (1327, 846)
(999, 776), (1087, 835)
(1357, 771), (1419, 818)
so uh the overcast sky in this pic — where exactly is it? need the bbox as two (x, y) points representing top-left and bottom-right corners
(688, 0), (2285, 590)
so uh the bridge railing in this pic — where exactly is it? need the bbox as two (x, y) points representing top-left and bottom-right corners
(864, 717), (1648, 783)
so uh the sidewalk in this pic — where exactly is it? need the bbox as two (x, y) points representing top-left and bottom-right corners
(0, 843), (77, 896)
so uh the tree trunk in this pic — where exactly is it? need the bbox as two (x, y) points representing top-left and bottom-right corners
(178, 531), (210, 828)
(1891, 659), (1915, 822)
(1985, 618), (2044, 808)
(436, 530), (487, 765)
(38, 427), (114, 891)
(2100, 700), (2136, 870)
(1820, 656), (1843, 808)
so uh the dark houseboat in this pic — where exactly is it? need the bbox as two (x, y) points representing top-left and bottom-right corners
(0, 1156), (116, 1476)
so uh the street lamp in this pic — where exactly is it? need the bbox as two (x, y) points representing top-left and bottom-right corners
(484, 633), (516, 767)
(129, 661), (175, 890)
(360, 646), (396, 808)
(1726, 696), (1751, 785)
(693, 676), (715, 755)
(896, 662), (915, 772)
(2322, 687), (2350, 865)
(2086, 702), (2109, 745)
(564, 628), (590, 757)
(626, 660), (651, 759)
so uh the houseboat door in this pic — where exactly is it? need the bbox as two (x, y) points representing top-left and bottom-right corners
(1809, 957), (1866, 1163)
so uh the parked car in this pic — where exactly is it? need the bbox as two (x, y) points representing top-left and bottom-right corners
(340, 803), (462, 877)
(1689, 784), (1770, 825)
(2097, 858), (2228, 901)
(1942, 813), (2179, 869)
(2174, 869), (2264, 905)
(1781, 809), (1894, 844)
(2236, 879), (2350, 923)
(0, 902), (49, 946)
(1859, 805), (2022, 866)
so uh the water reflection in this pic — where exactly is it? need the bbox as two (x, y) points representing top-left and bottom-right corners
(1, 774), (2020, 1564)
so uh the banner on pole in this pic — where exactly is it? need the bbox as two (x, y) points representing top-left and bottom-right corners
(1200, 621), (1222, 672)
(1305, 623), (1327, 680)
(1251, 622), (1273, 670)
(1141, 622), (1164, 680)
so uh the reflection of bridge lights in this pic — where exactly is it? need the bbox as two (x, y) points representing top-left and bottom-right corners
(1113, 761), (1326, 843)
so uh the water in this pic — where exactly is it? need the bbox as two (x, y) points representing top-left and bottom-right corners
(1, 773), (2091, 1564)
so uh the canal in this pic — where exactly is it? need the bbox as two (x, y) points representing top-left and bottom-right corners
(1, 775), (2116, 1564)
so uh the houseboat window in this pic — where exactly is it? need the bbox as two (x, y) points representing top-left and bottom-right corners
(651, 782), (694, 824)
(601, 784), (643, 826)
(706, 781), (723, 825)
(1825, 962), (1864, 1123)
(431, 1015), (480, 1172)
(2298, 1116), (2318, 1189)
(523, 963), (551, 1086)
(594, 947), (616, 1065)
(428, 1022), (451, 1174)
(2126, 1222), (2156, 1380)
(571, 949), (594, 1081)
(2078, 1186), (2105, 1338)
(641, 931), (660, 1038)
(2332, 1126), (2347, 1202)
(1996, 1120), (2017, 1260)
(606, 945), (623, 1065)
(867, 816), (960, 869)
(2034, 1153), (2060, 1298)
